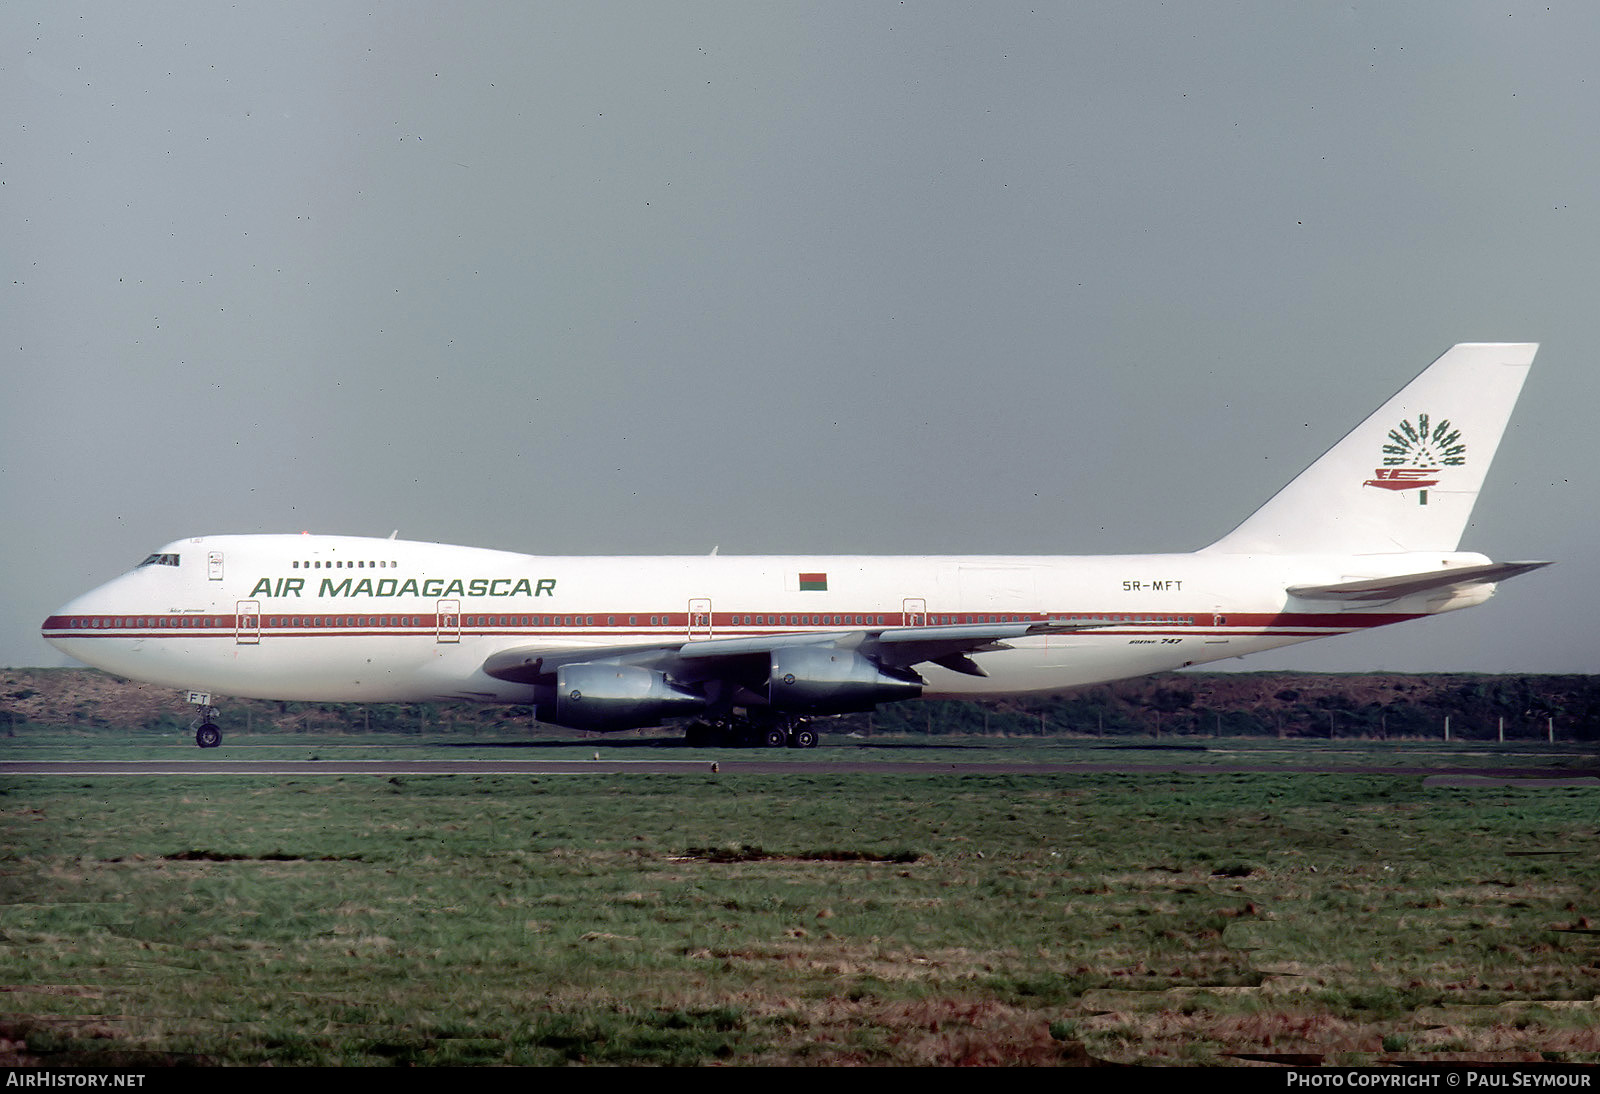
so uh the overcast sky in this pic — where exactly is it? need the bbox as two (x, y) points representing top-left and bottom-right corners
(5, 2), (1597, 674)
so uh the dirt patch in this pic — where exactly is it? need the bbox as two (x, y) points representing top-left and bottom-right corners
(676, 844), (919, 864)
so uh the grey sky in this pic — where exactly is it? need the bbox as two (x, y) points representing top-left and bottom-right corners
(5, 2), (1596, 674)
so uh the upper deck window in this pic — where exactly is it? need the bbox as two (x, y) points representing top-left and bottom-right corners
(139, 553), (180, 568)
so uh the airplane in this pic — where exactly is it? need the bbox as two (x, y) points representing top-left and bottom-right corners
(42, 342), (1547, 749)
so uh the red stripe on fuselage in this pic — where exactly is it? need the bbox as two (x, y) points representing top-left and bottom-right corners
(40, 609), (1422, 640)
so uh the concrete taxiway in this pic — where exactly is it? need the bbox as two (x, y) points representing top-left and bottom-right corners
(5, 758), (1599, 781)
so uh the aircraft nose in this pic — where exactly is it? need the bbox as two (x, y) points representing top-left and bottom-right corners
(42, 606), (75, 657)
(42, 579), (117, 658)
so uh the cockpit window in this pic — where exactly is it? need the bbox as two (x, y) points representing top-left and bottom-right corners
(138, 553), (180, 567)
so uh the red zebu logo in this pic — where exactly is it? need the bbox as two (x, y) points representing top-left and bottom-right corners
(1363, 467), (1439, 491)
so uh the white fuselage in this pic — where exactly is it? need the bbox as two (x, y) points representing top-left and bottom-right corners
(42, 533), (1493, 707)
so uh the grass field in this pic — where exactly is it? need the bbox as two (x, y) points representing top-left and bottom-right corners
(2, 731), (1598, 1066)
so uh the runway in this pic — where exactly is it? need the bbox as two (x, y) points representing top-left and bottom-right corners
(5, 757), (1599, 782)
(2, 758), (1178, 776)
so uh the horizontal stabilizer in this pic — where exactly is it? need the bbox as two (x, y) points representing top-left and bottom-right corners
(1287, 561), (1550, 602)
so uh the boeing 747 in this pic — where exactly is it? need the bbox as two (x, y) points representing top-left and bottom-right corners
(43, 343), (1547, 748)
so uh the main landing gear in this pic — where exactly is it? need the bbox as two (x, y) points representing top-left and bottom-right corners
(682, 715), (820, 749)
(187, 691), (222, 749)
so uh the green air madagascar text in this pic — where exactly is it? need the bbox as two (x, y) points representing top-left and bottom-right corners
(247, 577), (557, 598)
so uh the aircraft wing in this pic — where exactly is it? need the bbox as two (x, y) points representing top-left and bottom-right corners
(480, 616), (1134, 686)
(479, 616), (1183, 729)
(1286, 560), (1550, 602)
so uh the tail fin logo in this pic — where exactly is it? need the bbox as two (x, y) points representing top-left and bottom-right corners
(1363, 413), (1467, 504)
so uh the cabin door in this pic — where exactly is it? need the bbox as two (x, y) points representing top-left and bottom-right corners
(235, 600), (261, 645)
(688, 598), (712, 640)
(436, 600), (461, 643)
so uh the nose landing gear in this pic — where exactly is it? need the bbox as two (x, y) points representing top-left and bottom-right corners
(187, 691), (222, 749)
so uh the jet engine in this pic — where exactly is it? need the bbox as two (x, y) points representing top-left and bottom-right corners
(768, 646), (923, 714)
(548, 662), (707, 729)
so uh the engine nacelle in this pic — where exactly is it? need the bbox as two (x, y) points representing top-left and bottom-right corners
(768, 646), (923, 714)
(549, 662), (707, 729)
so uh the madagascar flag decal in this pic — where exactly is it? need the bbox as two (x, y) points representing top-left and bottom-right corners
(798, 572), (828, 591)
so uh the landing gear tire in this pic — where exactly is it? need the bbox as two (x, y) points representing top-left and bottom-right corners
(789, 726), (818, 749)
(195, 722), (222, 749)
(761, 726), (788, 749)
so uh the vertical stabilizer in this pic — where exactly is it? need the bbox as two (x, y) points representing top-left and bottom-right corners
(1202, 343), (1536, 556)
